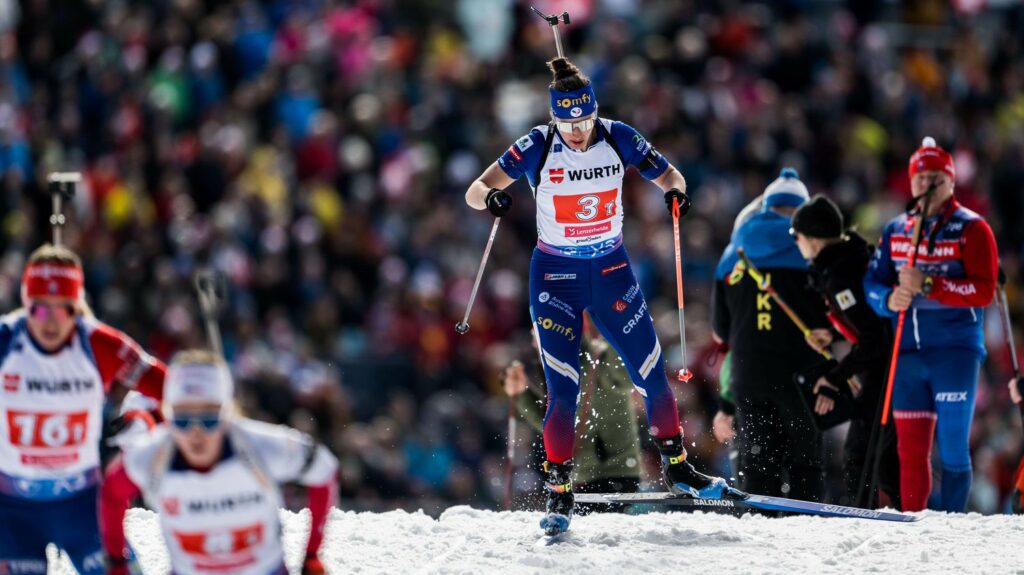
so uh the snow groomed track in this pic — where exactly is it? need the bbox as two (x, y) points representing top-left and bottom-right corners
(48, 506), (1024, 574)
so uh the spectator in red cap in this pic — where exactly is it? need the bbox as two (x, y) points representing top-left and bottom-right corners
(864, 137), (999, 512)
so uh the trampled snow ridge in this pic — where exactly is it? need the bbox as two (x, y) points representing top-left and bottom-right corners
(49, 506), (1024, 574)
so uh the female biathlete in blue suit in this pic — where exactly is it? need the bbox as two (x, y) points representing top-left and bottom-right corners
(465, 58), (742, 534)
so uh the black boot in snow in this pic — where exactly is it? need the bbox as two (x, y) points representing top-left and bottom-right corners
(655, 432), (746, 499)
(539, 460), (575, 535)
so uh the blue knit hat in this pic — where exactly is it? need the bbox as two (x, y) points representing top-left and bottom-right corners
(762, 168), (810, 209)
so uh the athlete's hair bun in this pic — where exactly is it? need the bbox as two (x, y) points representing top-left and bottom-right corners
(547, 58), (578, 80)
(547, 58), (590, 91)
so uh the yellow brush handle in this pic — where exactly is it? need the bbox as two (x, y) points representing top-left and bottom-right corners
(737, 248), (863, 394)
(738, 249), (826, 356)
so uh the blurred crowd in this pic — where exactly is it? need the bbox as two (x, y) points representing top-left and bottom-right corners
(2, 0), (1023, 513)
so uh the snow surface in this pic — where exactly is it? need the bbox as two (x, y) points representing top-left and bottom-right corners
(49, 506), (1024, 574)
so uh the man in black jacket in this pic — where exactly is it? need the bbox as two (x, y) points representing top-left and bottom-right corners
(791, 195), (901, 509)
(711, 169), (829, 502)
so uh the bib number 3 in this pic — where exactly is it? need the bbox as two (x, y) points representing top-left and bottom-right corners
(554, 189), (619, 224)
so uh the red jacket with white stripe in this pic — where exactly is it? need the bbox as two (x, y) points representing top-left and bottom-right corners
(864, 198), (998, 355)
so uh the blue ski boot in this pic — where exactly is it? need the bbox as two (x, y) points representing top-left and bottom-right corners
(656, 432), (746, 499)
(539, 460), (574, 536)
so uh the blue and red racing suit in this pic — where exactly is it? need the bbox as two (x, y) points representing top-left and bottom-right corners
(497, 119), (680, 464)
(0, 312), (165, 573)
(863, 197), (998, 511)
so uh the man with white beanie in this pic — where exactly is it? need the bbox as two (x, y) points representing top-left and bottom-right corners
(99, 349), (338, 574)
(710, 168), (830, 503)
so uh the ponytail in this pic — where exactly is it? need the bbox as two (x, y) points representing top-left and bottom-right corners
(547, 58), (590, 92)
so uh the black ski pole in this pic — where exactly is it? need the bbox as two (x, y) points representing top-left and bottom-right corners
(856, 384), (888, 509)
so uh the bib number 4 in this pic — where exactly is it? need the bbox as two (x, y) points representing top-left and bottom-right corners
(175, 523), (265, 563)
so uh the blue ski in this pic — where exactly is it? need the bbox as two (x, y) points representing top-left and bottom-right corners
(574, 492), (922, 523)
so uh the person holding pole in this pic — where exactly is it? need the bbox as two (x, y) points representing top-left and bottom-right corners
(864, 137), (998, 512)
(464, 53), (740, 534)
(710, 168), (829, 503)
(790, 195), (900, 509)
(0, 174), (168, 574)
(0, 245), (167, 573)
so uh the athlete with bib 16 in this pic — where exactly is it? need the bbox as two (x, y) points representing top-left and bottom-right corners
(464, 57), (743, 536)
(0, 244), (167, 574)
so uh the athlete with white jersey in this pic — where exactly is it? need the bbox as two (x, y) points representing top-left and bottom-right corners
(465, 57), (742, 535)
(0, 244), (167, 574)
(100, 349), (338, 574)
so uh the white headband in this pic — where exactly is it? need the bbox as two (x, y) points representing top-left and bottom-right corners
(165, 362), (233, 408)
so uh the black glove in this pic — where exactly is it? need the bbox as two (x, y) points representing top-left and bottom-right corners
(485, 188), (512, 217)
(106, 553), (129, 575)
(664, 188), (691, 218)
